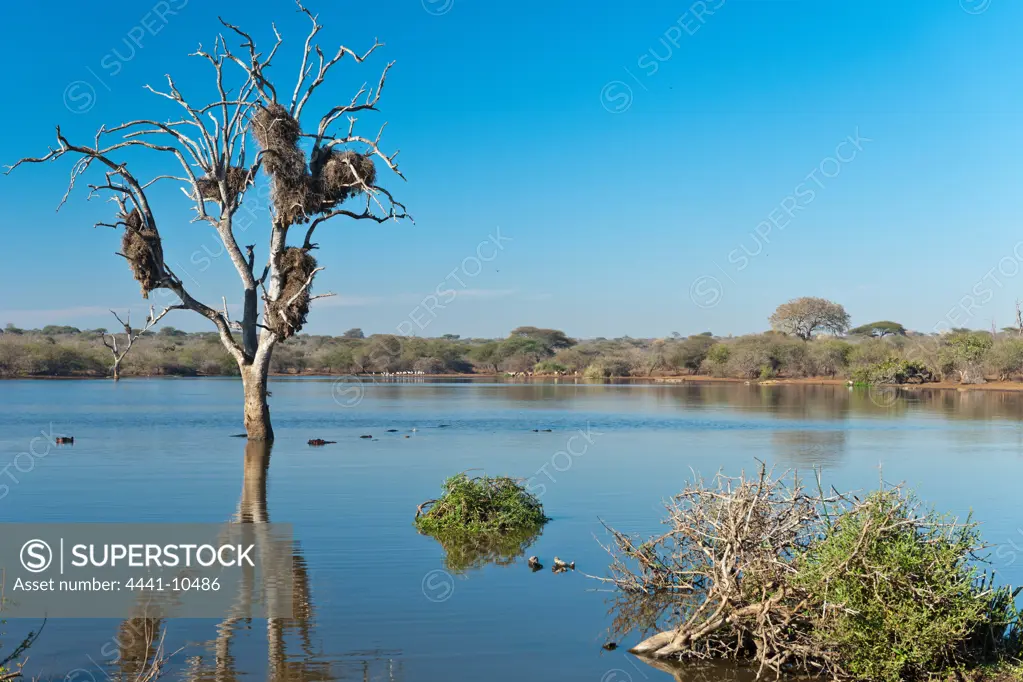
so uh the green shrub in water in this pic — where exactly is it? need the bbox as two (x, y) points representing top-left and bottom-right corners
(796, 489), (1023, 682)
(415, 473), (549, 537)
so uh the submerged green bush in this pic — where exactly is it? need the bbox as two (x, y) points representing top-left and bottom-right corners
(415, 473), (549, 537)
(796, 490), (1022, 682)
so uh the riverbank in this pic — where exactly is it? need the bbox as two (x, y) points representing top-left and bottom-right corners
(7, 326), (1023, 396)
(654, 374), (1023, 392)
(10, 371), (1023, 394)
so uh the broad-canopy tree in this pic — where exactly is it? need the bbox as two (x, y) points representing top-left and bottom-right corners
(467, 341), (502, 373)
(849, 320), (906, 337)
(7, 5), (409, 440)
(769, 297), (850, 340)
(508, 326), (575, 351)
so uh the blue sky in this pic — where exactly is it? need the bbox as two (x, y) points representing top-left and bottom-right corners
(1, 0), (1021, 339)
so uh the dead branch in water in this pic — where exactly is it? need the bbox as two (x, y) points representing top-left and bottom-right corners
(605, 464), (841, 676)
(600, 464), (1023, 680)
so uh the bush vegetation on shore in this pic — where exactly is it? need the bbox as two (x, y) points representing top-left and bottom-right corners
(4, 315), (1023, 386)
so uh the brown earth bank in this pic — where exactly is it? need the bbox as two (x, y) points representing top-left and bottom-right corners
(654, 375), (1023, 391)
(11, 371), (1023, 394)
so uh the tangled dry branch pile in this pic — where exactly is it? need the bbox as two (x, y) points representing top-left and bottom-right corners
(600, 465), (1023, 681)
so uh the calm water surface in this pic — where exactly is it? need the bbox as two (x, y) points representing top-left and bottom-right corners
(3, 378), (1023, 681)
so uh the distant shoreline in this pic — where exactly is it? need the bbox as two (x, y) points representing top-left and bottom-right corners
(7, 372), (1023, 393)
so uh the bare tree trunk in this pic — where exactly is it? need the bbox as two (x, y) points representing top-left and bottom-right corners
(242, 364), (274, 441)
(112, 359), (121, 382)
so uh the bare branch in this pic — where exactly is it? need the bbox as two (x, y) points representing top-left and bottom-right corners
(312, 59), (392, 137)
(102, 304), (182, 378)
(302, 186), (412, 249)
(218, 16), (282, 103)
(289, 1), (323, 114)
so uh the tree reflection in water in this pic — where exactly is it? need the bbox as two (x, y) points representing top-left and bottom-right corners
(107, 441), (404, 682)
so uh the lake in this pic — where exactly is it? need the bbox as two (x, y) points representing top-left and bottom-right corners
(2, 378), (1023, 681)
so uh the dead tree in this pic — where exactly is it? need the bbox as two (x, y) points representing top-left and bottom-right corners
(6, 3), (409, 441)
(102, 306), (174, 381)
(596, 466), (847, 678)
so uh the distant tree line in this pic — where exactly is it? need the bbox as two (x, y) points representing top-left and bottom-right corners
(3, 297), (1023, 385)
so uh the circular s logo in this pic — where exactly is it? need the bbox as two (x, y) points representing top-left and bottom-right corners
(21, 539), (53, 573)
(689, 275), (723, 309)
(422, 0), (454, 16)
(63, 81), (97, 114)
(960, 0), (992, 14)
(421, 569), (455, 603)
(331, 375), (365, 408)
(600, 81), (633, 114)
(601, 670), (633, 682)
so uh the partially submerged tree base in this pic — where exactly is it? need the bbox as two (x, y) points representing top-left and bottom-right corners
(600, 465), (1023, 681)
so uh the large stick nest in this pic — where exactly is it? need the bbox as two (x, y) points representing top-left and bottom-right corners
(250, 104), (319, 225)
(250, 103), (301, 151)
(120, 209), (164, 299)
(265, 247), (317, 339)
(195, 166), (254, 203)
(317, 150), (376, 208)
(271, 174), (320, 226)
